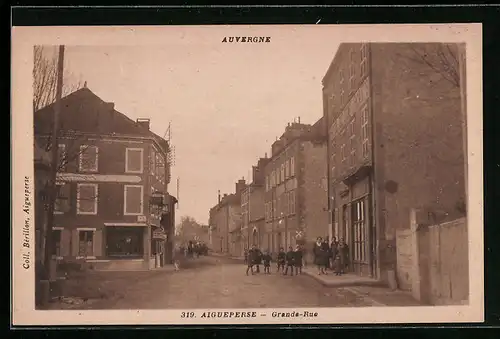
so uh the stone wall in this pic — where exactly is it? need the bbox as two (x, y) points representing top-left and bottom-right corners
(396, 209), (468, 305)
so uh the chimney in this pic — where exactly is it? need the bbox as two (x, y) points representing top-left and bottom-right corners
(136, 118), (150, 130)
(298, 116), (301, 123)
(106, 102), (115, 111)
(218, 190), (221, 204)
(265, 152), (268, 158)
(236, 179), (246, 194)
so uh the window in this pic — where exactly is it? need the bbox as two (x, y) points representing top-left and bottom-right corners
(124, 185), (144, 216)
(340, 89), (344, 108)
(272, 199), (277, 219)
(51, 229), (61, 256)
(360, 44), (368, 79)
(57, 144), (66, 171)
(78, 230), (94, 257)
(361, 105), (369, 159)
(330, 153), (336, 179)
(280, 163), (285, 183)
(352, 199), (366, 263)
(290, 157), (295, 177)
(79, 145), (98, 172)
(341, 144), (346, 162)
(289, 191), (296, 215)
(349, 49), (355, 91)
(54, 182), (70, 214)
(157, 156), (165, 182)
(349, 119), (356, 166)
(265, 175), (269, 191)
(77, 183), (98, 215)
(284, 191), (289, 215)
(284, 160), (289, 179)
(150, 149), (156, 175)
(126, 148), (144, 173)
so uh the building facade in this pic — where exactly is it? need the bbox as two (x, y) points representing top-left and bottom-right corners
(322, 43), (466, 281)
(263, 120), (329, 257)
(34, 87), (176, 270)
(209, 183), (243, 255)
(241, 157), (269, 251)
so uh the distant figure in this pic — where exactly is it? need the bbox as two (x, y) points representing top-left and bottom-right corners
(276, 247), (286, 274)
(322, 237), (331, 271)
(284, 246), (295, 276)
(330, 237), (339, 270)
(262, 250), (272, 274)
(293, 244), (303, 275)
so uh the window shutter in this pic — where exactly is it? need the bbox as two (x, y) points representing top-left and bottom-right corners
(94, 230), (103, 257)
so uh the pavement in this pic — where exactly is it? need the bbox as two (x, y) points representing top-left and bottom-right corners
(47, 255), (422, 309)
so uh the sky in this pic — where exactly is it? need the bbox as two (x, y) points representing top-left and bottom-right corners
(48, 26), (340, 225)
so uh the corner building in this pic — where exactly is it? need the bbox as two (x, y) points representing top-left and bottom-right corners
(322, 43), (466, 281)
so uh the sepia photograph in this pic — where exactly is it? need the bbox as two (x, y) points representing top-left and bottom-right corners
(12, 23), (483, 325)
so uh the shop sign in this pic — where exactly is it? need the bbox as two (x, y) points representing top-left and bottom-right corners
(153, 230), (167, 240)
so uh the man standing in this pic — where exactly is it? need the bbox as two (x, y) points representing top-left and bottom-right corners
(284, 246), (295, 276)
(293, 244), (303, 275)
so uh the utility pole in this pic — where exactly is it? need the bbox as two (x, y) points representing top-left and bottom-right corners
(43, 45), (64, 280)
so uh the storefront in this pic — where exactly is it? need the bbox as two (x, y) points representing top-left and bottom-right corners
(335, 166), (377, 278)
(105, 226), (145, 259)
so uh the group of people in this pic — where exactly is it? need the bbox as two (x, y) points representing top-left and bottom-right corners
(243, 236), (349, 277)
(179, 240), (209, 259)
(244, 244), (304, 276)
(313, 236), (349, 276)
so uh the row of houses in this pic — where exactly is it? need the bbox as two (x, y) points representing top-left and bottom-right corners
(34, 86), (178, 271)
(209, 42), (467, 285)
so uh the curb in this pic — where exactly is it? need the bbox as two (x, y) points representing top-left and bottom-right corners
(302, 270), (386, 288)
(343, 286), (387, 307)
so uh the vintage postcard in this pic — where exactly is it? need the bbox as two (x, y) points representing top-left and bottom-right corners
(11, 23), (483, 326)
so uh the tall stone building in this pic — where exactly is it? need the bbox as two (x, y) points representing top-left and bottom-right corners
(322, 43), (466, 281)
(241, 157), (270, 251)
(209, 179), (245, 255)
(263, 119), (329, 257)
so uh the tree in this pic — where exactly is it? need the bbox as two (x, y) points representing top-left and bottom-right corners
(33, 46), (83, 111)
(176, 216), (208, 244)
(399, 43), (460, 89)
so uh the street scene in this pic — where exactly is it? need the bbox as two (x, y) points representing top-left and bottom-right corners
(31, 27), (470, 311)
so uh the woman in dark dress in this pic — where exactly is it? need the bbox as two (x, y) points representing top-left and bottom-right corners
(313, 237), (327, 275)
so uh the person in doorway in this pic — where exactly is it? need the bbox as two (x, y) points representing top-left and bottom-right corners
(313, 237), (327, 275)
(262, 250), (272, 274)
(284, 246), (295, 276)
(277, 247), (286, 274)
(293, 244), (303, 275)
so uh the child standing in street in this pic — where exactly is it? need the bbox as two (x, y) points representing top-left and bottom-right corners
(284, 246), (295, 276)
(277, 247), (286, 274)
(293, 245), (303, 275)
(262, 250), (272, 274)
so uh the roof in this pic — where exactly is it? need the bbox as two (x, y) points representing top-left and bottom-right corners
(34, 87), (169, 152)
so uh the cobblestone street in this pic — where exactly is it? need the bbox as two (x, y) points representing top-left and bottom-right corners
(70, 256), (412, 310)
